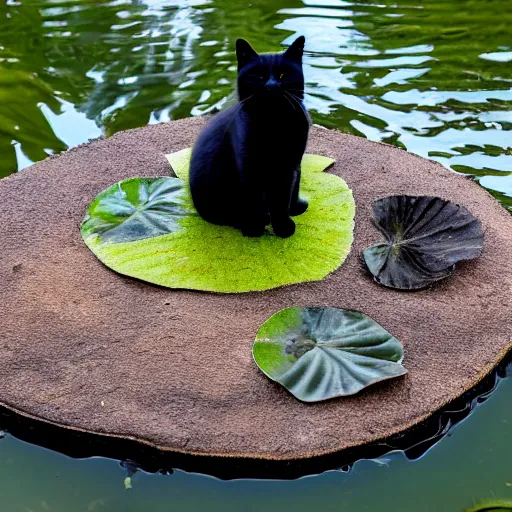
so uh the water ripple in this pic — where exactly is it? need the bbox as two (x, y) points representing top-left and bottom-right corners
(0, 0), (510, 213)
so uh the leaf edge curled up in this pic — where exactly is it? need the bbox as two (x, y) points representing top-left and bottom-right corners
(253, 306), (407, 403)
(362, 195), (484, 291)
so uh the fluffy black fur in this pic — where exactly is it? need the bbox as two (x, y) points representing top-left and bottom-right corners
(189, 36), (311, 238)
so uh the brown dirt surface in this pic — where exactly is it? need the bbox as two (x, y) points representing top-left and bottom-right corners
(1, 119), (511, 460)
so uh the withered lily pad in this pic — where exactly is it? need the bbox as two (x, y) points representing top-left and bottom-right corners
(363, 195), (484, 290)
(81, 150), (355, 293)
(252, 307), (407, 402)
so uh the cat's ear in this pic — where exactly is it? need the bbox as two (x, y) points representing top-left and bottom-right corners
(236, 39), (259, 69)
(284, 35), (305, 62)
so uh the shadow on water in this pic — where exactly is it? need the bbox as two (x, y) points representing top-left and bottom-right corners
(1, 351), (510, 480)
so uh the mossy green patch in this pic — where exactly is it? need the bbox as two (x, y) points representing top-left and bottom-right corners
(81, 149), (355, 293)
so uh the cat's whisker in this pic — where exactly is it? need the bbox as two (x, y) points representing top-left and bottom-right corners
(288, 92), (306, 108)
(235, 94), (257, 114)
(285, 91), (308, 119)
(283, 92), (297, 111)
(287, 93), (307, 105)
(238, 94), (256, 107)
(286, 88), (305, 96)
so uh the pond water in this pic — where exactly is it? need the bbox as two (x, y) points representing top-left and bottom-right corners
(1, 0), (511, 510)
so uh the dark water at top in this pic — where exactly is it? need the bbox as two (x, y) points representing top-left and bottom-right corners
(1, 0), (511, 209)
(0, 0), (511, 510)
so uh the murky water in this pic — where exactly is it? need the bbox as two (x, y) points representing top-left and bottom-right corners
(1, 0), (511, 510)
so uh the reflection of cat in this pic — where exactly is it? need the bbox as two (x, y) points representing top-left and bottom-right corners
(189, 36), (310, 238)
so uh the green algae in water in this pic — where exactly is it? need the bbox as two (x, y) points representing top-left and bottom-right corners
(465, 502), (512, 512)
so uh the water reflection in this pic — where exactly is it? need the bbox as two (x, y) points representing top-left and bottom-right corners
(0, 0), (510, 213)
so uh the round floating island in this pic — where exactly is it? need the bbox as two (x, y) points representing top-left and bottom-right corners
(0, 119), (511, 462)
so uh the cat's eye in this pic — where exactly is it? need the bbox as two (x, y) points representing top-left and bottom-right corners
(279, 73), (286, 79)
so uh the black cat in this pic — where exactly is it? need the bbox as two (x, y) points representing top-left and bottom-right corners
(189, 36), (310, 238)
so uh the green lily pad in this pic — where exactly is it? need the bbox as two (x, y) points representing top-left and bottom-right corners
(362, 195), (484, 290)
(81, 150), (355, 293)
(253, 307), (407, 402)
(81, 177), (190, 245)
(166, 148), (337, 181)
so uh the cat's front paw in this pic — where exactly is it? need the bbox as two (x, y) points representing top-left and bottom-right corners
(272, 218), (296, 238)
(290, 198), (308, 216)
(242, 224), (266, 238)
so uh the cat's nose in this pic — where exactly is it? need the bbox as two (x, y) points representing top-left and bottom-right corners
(265, 77), (279, 90)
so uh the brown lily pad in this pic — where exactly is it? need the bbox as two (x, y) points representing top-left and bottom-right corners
(0, 119), (511, 461)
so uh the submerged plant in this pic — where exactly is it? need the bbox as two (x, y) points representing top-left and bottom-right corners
(363, 195), (484, 290)
(464, 500), (512, 512)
